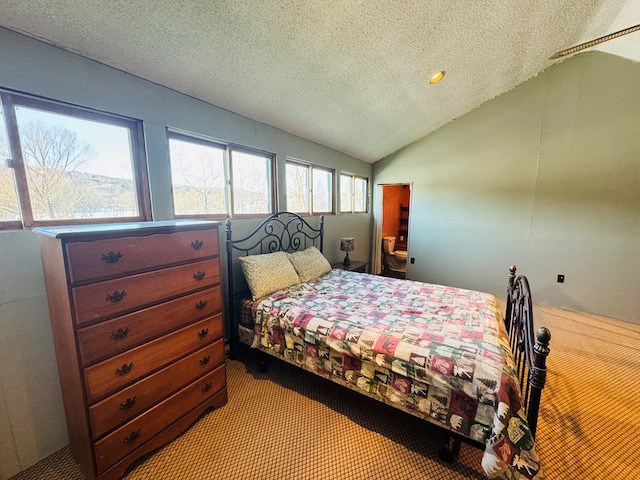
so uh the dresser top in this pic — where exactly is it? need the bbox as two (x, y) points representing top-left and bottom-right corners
(33, 219), (220, 239)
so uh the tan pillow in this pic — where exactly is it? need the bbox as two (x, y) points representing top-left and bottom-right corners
(287, 246), (332, 283)
(239, 252), (301, 300)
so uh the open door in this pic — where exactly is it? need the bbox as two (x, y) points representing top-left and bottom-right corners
(373, 184), (411, 278)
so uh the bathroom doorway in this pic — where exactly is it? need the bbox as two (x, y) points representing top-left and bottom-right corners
(376, 184), (411, 279)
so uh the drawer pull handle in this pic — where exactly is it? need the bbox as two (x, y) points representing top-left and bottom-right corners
(191, 240), (203, 250)
(115, 362), (134, 376)
(202, 382), (213, 393)
(101, 251), (122, 264)
(111, 327), (130, 340)
(197, 328), (209, 339)
(120, 397), (138, 410)
(195, 300), (207, 310)
(193, 271), (206, 281)
(124, 428), (142, 443)
(106, 290), (127, 303)
(200, 355), (211, 366)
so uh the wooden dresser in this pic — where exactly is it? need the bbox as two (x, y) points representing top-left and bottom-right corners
(34, 220), (227, 480)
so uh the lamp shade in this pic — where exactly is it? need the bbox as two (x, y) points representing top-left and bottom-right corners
(340, 237), (355, 251)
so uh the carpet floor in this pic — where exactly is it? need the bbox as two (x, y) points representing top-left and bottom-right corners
(9, 305), (640, 480)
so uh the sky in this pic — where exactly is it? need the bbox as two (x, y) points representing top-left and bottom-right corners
(15, 105), (135, 180)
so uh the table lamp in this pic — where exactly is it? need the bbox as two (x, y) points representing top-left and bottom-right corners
(340, 237), (354, 265)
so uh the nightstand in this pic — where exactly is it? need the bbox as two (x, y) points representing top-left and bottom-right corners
(332, 260), (368, 273)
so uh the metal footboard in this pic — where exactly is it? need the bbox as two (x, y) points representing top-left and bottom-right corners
(504, 265), (551, 438)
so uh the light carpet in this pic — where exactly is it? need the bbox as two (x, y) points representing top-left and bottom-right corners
(9, 305), (640, 480)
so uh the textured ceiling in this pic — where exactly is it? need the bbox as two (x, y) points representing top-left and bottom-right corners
(1, 1), (640, 163)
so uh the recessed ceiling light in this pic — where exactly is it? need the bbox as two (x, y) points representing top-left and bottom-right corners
(429, 70), (446, 84)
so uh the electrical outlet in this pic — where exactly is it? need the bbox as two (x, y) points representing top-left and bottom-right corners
(557, 274), (565, 283)
(410, 257), (415, 264)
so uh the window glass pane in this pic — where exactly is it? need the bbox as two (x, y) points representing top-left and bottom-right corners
(286, 163), (309, 213)
(14, 106), (138, 221)
(231, 150), (271, 214)
(340, 174), (352, 212)
(169, 138), (226, 215)
(312, 167), (332, 213)
(354, 177), (367, 212)
(0, 99), (21, 222)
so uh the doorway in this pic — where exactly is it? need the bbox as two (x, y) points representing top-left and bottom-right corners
(376, 184), (411, 279)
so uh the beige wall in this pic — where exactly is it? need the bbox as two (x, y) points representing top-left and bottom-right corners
(0, 27), (371, 479)
(374, 52), (640, 323)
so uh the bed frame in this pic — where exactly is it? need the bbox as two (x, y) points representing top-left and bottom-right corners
(505, 266), (551, 438)
(225, 212), (550, 459)
(225, 212), (324, 338)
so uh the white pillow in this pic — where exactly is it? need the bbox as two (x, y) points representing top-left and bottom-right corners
(239, 251), (301, 300)
(287, 246), (332, 283)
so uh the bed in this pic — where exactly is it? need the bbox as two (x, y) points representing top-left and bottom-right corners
(225, 212), (550, 480)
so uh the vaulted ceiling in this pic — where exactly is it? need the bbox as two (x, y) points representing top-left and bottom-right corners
(1, 1), (639, 163)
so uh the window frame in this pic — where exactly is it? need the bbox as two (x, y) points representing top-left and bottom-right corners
(167, 131), (227, 219)
(228, 144), (277, 218)
(285, 158), (335, 216)
(167, 129), (277, 219)
(0, 90), (151, 230)
(340, 173), (369, 214)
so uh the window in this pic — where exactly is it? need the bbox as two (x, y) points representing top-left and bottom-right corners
(340, 173), (368, 213)
(0, 91), (150, 229)
(168, 131), (275, 218)
(0, 98), (20, 227)
(285, 159), (333, 214)
(231, 149), (273, 215)
(168, 135), (226, 216)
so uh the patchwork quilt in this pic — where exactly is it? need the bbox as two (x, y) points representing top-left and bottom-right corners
(245, 269), (542, 479)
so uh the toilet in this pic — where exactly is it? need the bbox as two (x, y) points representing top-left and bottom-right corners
(382, 236), (407, 273)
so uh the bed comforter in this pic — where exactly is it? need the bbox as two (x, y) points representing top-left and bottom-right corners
(246, 269), (542, 479)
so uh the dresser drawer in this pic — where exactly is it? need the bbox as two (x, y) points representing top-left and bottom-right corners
(89, 339), (224, 439)
(35, 221), (226, 480)
(77, 286), (222, 366)
(84, 315), (222, 402)
(66, 229), (219, 283)
(94, 365), (225, 474)
(72, 258), (220, 325)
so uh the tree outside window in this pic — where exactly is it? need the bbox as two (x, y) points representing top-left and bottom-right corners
(231, 150), (272, 215)
(340, 173), (368, 213)
(286, 159), (333, 214)
(0, 91), (149, 229)
(169, 137), (226, 215)
(168, 131), (275, 218)
(312, 167), (332, 213)
(286, 162), (309, 213)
